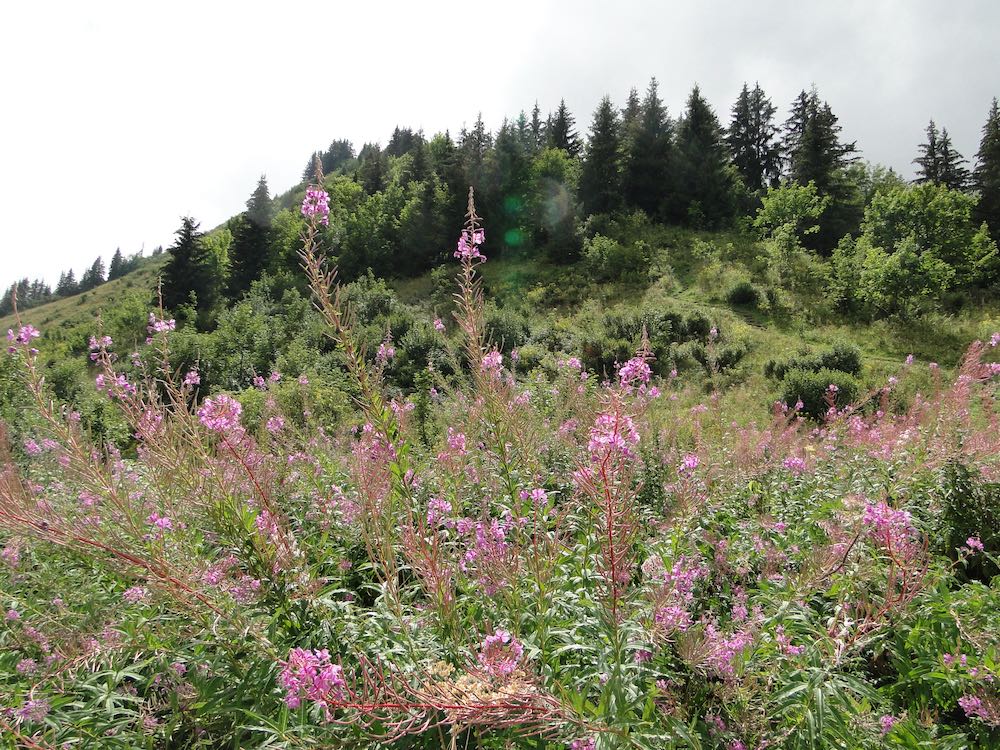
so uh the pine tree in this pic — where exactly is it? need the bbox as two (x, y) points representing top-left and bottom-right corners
(676, 85), (738, 227)
(727, 82), (781, 192)
(784, 88), (858, 192)
(386, 127), (418, 157)
(357, 143), (387, 194)
(974, 98), (1000, 238)
(161, 217), (214, 313)
(460, 113), (492, 191)
(621, 87), (641, 138)
(79, 256), (105, 291)
(320, 139), (355, 174)
(623, 78), (675, 219)
(428, 131), (465, 208)
(548, 99), (582, 157)
(782, 87), (861, 250)
(913, 120), (942, 184)
(781, 90), (812, 175)
(302, 151), (323, 182)
(108, 248), (125, 280)
(529, 102), (544, 155)
(227, 176), (274, 298)
(515, 111), (530, 152)
(938, 128), (970, 191)
(580, 95), (623, 216)
(56, 270), (78, 296)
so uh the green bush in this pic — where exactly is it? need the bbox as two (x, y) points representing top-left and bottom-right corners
(765, 343), (863, 380)
(780, 367), (860, 420)
(582, 234), (653, 282)
(484, 305), (531, 353)
(726, 280), (762, 308)
(937, 462), (1000, 583)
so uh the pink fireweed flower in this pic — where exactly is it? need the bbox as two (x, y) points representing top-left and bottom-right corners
(447, 428), (467, 455)
(147, 313), (176, 335)
(426, 497), (452, 526)
(183, 370), (201, 387)
(678, 453), (700, 474)
(16, 658), (37, 675)
(991, 332), (1000, 347)
(588, 411), (640, 461)
(783, 455), (807, 475)
(278, 647), (345, 712)
(266, 416), (285, 434)
(775, 626), (805, 656)
(301, 186), (330, 226)
(880, 714), (898, 735)
(481, 350), (503, 372)
(477, 629), (523, 678)
(376, 342), (395, 364)
(7, 325), (41, 347)
(905, 353), (914, 365)
(965, 537), (985, 553)
(433, 318), (446, 332)
(197, 394), (243, 433)
(863, 501), (916, 546)
(570, 739), (596, 750)
(454, 228), (486, 262)
(15, 699), (49, 723)
(959, 695), (985, 720)
(147, 512), (173, 531)
(123, 586), (148, 603)
(1, 542), (20, 569)
(619, 356), (652, 391)
(23, 438), (42, 456)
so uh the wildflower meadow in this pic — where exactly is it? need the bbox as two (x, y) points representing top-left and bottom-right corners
(2, 185), (1000, 749)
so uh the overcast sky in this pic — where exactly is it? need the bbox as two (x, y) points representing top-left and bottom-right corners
(1, 0), (998, 291)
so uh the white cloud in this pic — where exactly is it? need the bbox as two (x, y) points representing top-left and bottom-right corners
(1, 0), (997, 289)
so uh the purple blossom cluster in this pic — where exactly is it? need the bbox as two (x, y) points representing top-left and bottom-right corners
(476, 629), (523, 678)
(197, 394), (243, 434)
(279, 647), (345, 716)
(454, 228), (486, 262)
(588, 411), (640, 461)
(301, 187), (330, 226)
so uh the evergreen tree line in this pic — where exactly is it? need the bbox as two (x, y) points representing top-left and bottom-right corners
(0, 249), (146, 317)
(158, 80), (1000, 324)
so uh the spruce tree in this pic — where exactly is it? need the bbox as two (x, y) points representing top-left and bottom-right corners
(974, 98), (1000, 238)
(676, 85), (738, 227)
(320, 139), (355, 174)
(108, 248), (125, 280)
(621, 87), (641, 138)
(782, 88), (861, 250)
(161, 216), (213, 313)
(623, 78), (675, 219)
(548, 99), (582, 157)
(913, 120), (942, 184)
(56, 270), (78, 296)
(938, 128), (970, 191)
(581, 95), (623, 216)
(357, 143), (387, 194)
(79, 256), (105, 291)
(460, 113), (492, 191)
(727, 82), (781, 192)
(529, 102), (544, 155)
(227, 176), (274, 299)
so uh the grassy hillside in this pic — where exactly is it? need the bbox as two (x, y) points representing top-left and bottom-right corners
(0, 255), (167, 334)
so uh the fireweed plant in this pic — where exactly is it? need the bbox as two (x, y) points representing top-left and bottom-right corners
(1, 180), (1000, 749)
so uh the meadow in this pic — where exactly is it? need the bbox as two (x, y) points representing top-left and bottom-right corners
(1, 186), (999, 749)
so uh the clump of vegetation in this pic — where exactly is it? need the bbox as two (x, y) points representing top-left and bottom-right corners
(2, 189), (1000, 749)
